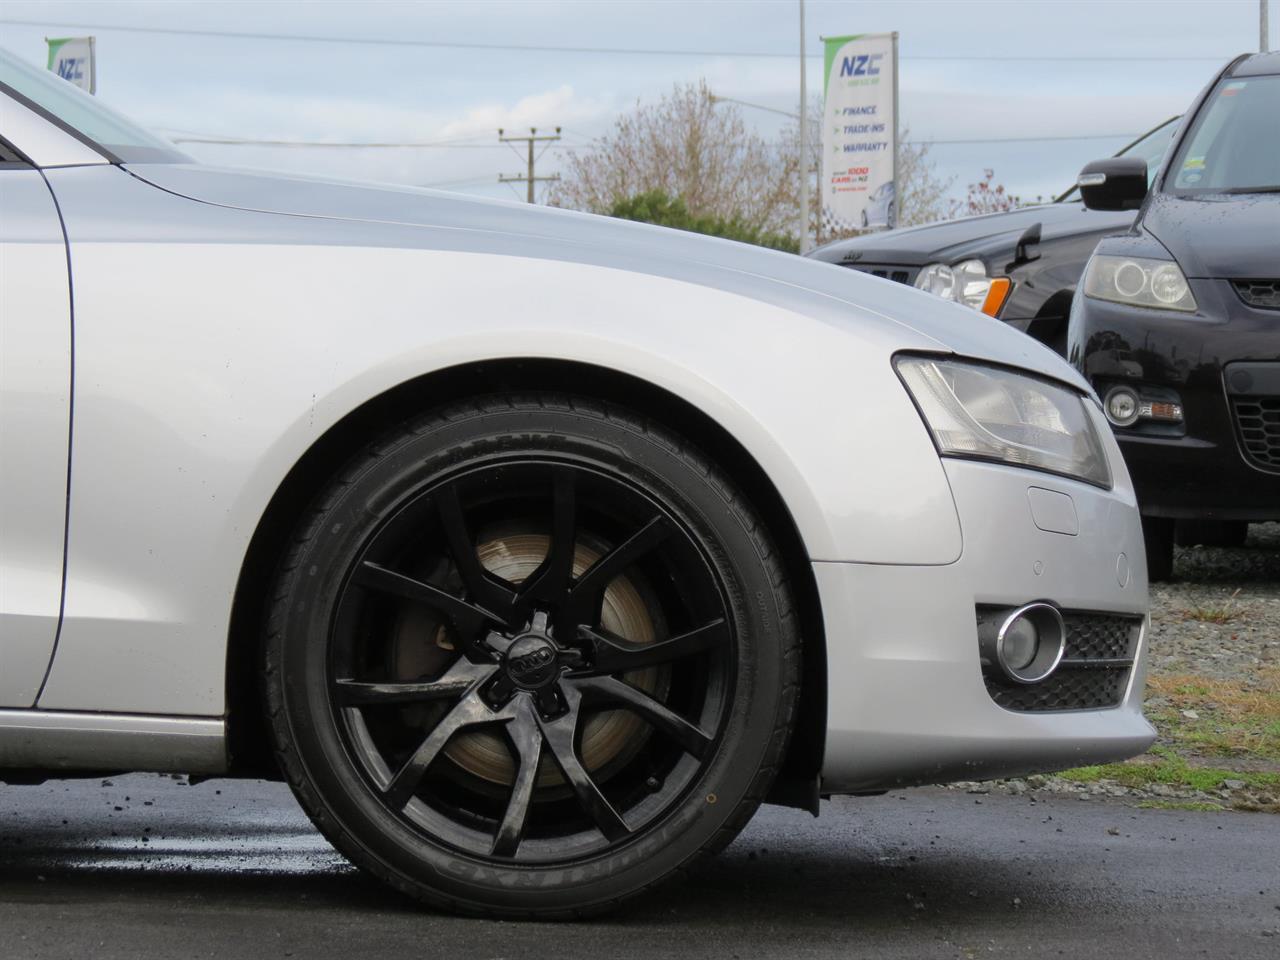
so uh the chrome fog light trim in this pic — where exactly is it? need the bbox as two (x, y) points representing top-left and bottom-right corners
(979, 602), (1068, 685)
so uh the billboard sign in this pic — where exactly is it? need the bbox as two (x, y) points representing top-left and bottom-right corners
(821, 32), (897, 233)
(46, 36), (96, 94)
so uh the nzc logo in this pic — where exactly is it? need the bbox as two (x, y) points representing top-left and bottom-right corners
(56, 58), (86, 83)
(840, 54), (883, 78)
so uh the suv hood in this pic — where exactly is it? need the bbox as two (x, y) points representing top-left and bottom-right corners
(126, 162), (1089, 392)
(1142, 192), (1280, 279)
(809, 201), (1132, 266)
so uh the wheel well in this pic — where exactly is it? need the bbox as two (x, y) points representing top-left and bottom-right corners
(1025, 287), (1075, 348)
(225, 359), (827, 800)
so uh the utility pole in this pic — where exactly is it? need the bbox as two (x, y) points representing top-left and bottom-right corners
(1263, 0), (1271, 52)
(798, 0), (810, 253)
(498, 127), (561, 203)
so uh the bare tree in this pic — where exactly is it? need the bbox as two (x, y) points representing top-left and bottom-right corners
(549, 81), (793, 234)
(895, 134), (957, 228)
(963, 168), (1022, 216)
(555, 81), (958, 247)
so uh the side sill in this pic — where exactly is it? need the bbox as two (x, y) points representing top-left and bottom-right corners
(0, 710), (227, 775)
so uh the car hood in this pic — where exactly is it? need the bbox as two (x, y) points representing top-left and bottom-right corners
(808, 201), (1132, 266)
(1142, 192), (1280, 279)
(125, 162), (1090, 392)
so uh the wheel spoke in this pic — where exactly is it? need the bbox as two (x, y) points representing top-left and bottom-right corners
(353, 560), (500, 643)
(578, 618), (728, 675)
(335, 658), (493, 707)
(536, 685), (629, 842)
(516, 467), (577, 606)
(436, 484), (518, 623)
(383, 683), (516, 810)
(569, 675), (714, 760)
(491, 698), (542, 858)
(560, 515), (672, 630)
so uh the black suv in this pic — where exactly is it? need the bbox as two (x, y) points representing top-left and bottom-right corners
(807, 119), (1178, 353)
(1069, 52), (1280, 580)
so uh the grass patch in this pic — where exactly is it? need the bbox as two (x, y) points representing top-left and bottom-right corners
(1136, 800), (1225, 812)
(1177, 588), (1246, 624)
(1144, 668), (1280, 761)
(1059, 756), (1280, 792)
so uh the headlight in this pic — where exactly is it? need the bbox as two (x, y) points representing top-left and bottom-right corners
(896, 356), (1111, 488)
(1082, 255), (1197, 312)
(914, 259), (991, 310)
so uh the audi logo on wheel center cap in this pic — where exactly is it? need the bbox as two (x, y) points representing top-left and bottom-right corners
(504, 635), (559, 688)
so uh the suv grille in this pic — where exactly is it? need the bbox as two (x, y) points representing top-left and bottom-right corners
(979, 610), (1142, 712)
(1231, 396), (1280, 470)
(840, 262), (918, 286)
(1233, 280), (1280, 310)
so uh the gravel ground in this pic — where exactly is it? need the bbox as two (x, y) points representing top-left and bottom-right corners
(1152, 521), (1280, 678)
(950, 522), (1280, 810)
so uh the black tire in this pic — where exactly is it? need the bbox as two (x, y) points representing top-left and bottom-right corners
(1142, 515), (1175, 582)
(263, 395), (800, 917)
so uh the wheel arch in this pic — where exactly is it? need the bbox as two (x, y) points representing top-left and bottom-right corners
(225, 358), (827, 805)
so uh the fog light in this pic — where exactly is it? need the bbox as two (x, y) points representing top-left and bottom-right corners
(978, 602), (1067, 684)
(1104, 386), (1141, 427)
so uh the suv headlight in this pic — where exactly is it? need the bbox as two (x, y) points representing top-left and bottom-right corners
(1082, 255), (1197, 312)
(896, 356), (1111, 488)
(915, 259), (991, 310)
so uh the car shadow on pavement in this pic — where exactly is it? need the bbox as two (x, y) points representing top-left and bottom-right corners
(0, 796), (1151, 933)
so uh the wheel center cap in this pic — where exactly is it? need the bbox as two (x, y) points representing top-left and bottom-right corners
(503, 633), (559, 689)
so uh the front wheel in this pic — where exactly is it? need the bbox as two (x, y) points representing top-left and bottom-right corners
(264, 396), (799, 916)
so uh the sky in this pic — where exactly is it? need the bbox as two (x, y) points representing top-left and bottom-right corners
(1, 0), (1275, 207)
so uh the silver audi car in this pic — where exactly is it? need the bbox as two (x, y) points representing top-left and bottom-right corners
(0, 48), (1153, 917)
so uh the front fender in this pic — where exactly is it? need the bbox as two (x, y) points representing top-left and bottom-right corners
(37, 167), (960, 716)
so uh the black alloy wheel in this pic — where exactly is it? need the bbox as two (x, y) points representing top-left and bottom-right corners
(264, 396), (800, 916)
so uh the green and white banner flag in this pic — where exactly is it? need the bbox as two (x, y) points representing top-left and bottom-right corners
(821, 32), (897, 233)
(46, 36), (96, 94)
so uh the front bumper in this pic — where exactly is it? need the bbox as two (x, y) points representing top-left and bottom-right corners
(1071, 279), (1280, 520)
(817, 450), (1153, 794)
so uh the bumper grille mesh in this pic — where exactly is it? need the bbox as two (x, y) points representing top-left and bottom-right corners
(979, 609), (1142, 712)
(1233, 279), (1280, 310)
(1231, 395), (1280, 470)
(840, 262), (917, 286)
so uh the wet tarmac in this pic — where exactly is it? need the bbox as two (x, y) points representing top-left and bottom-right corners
(0, 774), (1276, 958)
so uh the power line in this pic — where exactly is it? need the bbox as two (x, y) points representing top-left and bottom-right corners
(905, 133), (1138, 145)
(0, 18), (1236, 61)
(167, 135), (500, 148)
(165, 131), (1138, 150)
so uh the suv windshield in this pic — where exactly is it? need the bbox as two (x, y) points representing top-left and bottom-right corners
(1167, 73), (1280, 195)
(0, 48), (188, 163)
(1056, 117), (1179, 202)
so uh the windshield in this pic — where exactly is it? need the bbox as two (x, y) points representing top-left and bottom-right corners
(1167, 74), (1280, 195)
(0, 48), (188, 163)
(1056, 117), (1178, 202)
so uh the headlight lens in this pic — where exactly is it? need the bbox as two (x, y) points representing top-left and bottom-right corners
(1082, 255), (1197, 312)
(896, 356), (1111, 488)
(914, 259), (992, 310)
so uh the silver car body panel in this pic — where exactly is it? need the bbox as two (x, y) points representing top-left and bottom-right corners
(0, 169), (71, 706)
(0, 709), (225, 774)
(0, 96), (1151, 789)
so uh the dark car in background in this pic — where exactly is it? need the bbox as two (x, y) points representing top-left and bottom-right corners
(1069, 51), (1280, 580)
(807, 118), (1178, 353)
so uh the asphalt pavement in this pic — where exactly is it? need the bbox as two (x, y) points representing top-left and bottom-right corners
(0, 774), (1276, 959)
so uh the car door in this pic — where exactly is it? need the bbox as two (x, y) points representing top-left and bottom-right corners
(0, 139), (73, 707)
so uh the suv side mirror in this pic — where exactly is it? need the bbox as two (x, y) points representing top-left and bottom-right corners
(1077, 157), (1148, 211)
